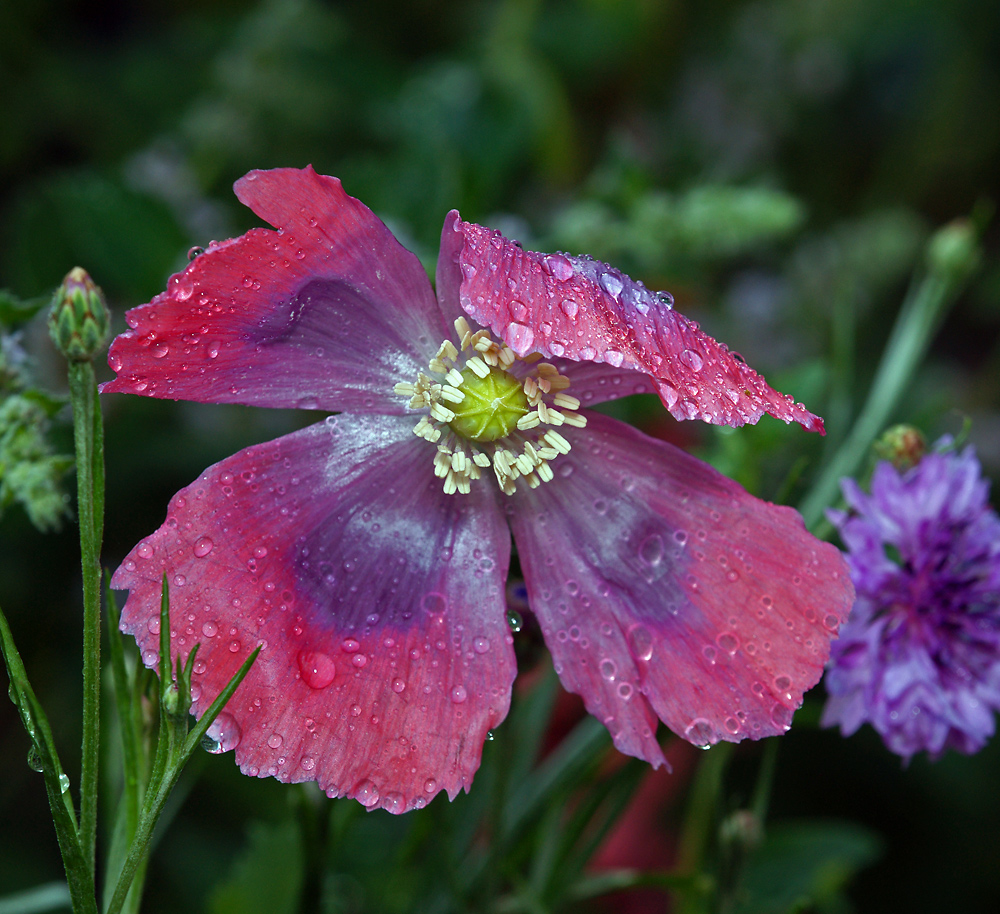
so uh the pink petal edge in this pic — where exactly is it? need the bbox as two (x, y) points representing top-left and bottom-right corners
(102, 166), (450, 415)
(449, 217), (824, 432)
(508, 411), (852, 757)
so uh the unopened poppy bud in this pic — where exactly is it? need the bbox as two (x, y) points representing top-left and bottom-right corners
(48, 267), (110, 362)
(927, 218), (979, 281)
(874, 424), (926, 471)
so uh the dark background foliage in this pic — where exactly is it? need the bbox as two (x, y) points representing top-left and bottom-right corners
(2, 1), (999, 911)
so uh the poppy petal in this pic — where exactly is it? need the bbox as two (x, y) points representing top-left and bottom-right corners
(102, 166), (450, 414)
(452, 218), (823, 432)
(112, 413), (515, 812)
(508, 411), (852, 761)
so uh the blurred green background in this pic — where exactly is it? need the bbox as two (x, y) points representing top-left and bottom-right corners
(2, 0), (1000, 911)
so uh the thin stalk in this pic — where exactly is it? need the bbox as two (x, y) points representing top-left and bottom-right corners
(68, 360), (105, 877)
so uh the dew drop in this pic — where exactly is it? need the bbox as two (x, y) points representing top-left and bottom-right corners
(473, 637), (490, 654)
(355, 779), (380, 808)
(680, 349), (704, 371)
(205, 712), (241, 753)
(267, 733), (283, 749)
(506, 322), (535, 356)
(507, 610), (523, 633)
(202, 620), (218, 637)
(639, 534), (663, 566)
(152, 343), (169, 359)
(724, 717), (740, 734)
(618, 682), (633, 699)
(301, 756), (315, 771)
(604, 349), (624, 367)
(392, 678), (406, 694)
(297, 650), (336, 689)
(599, 659), (617, 680)
(193, 537), (214, 557)
(773, 675), (792, 693)
(421, 592), (447, 615)
(341, 638), (360, 653)
(717, 632), (739, 654)
(684, 718), (715, 748)
(424, 778), (437, 794)
(599, 272), (623, 297)
(136, 542), (153, 559)
(381, 792), (405, 814)
(188, 246), (205, 261)
(627, 625), (654, 662)
(770, 703), (793, 730)
(451, 685), (468, 703)
(544, 253), (574, 281)
(560, 299), (579, 319)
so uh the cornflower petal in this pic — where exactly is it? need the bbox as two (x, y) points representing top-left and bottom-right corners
(112, 414), (515, 811)
(823, 442), (1000, 760)
(446, 217), (823, 432)
(102, 166), (451, 414)
(508, 411), (853, 757)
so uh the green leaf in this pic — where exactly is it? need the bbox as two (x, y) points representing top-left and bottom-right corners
(733, 820), (882, 914)
(207, 821), (304, 914)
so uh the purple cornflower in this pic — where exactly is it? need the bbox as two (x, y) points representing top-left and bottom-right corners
(824, 440), (1000, 759)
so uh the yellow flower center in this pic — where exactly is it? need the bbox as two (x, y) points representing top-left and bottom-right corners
(393, 317), (585, 495)
(448, 366), (529, 442)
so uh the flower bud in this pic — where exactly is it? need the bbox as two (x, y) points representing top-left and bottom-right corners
(874, 424), (926, 471)
(48, 268), (110, 362)
(926, 219), (979, 282)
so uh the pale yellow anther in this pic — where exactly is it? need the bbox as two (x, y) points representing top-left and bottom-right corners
(537, 364), (559, 378)
(515, 453), (534, 475)
(445, 368), (464, 387)
(549, 376), (571, 392)
(542, 430), (572, 454)
(466, 357), (490, 379)
(473, 451), (491, 468)
(498, 348), (516, 369)
(516, 413), (540, 431)
(436, 340), (459, 362)
(473, 334), (493, 353)
(553, 393), (580, 410)
(428, 358), (447, 374)
(561, 412), (587, 428)
(454, 316), (471, 339)
(430, 402), (456, 422)
(523, 377), (539, 400)
(536, 462), (554, 483)
(524, 472), (541, 489)
(546, 409), (566, 427)
(537, 378), (552, 394)
(537, 401), (550, 424)
(440, 385), (465, 404)
(394, 381), (415, 396)
(537, 446), (559, 461)
(451, 450), (467, 473)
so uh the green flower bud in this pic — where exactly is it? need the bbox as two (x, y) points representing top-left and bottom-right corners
(47, 267), (110, 362)
(874, 424), (926, 471)
(926, 219), (979, 282)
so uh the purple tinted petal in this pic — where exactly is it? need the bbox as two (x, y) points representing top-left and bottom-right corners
(508, 411), (852, 760)
(103, 167), (450, 414)
(112, 413), (515, 811)
(452, 219), (823, 432)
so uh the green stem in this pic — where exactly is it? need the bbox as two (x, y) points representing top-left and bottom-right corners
(68, 360), (105, 878)
(103, 645), (260, 914)
(799, 270), (959, 530)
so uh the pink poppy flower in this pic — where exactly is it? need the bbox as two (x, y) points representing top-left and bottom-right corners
(103, 166), (853, 813)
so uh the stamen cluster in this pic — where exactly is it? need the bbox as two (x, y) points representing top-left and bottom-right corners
(394, 318), (586, 495)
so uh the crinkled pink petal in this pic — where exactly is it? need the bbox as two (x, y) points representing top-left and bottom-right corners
(507, 411), (852, 759)
(112, 414), (516, 812)
(102, 166), (451, 414)
(449, 217), (823, 432)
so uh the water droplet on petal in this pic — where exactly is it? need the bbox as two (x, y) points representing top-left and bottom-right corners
(301, 756), (315, 771)
(680, 349), (704, 371)
(297, 650), (336, 689)
(507, 610), (523, 633)
(600, 659), (617, 680)
(392, 678), (406, 694)
(605, 349), (624, 368)
(684, 718), (715, 748)
(544, 253), (574, 281)
(639, 534), (663, 566)
(193, 537), (213, 557)
(136, 542), (153, 559)
(205, 712), (241, 753)
(770, 703), (793, 730)
(560, 299), (579, 319)
(506, 322), (535, 356)
(724, 717), (740, 734)
(451, 685), (468, 703)
(188, 246), (205, 261)
(627, 625), (654, 662)
(717, 632), (739, 654)
(355, 779), (380, 808)
(774, 675), (792, 694)
(202, 620), (218, 637)
(381, 792), (405, 813)
(599, 272), (623, 297)
(473, 637), (491, 654)
(267, 733), (283, 749)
